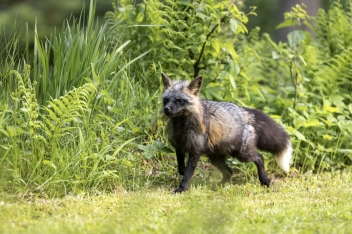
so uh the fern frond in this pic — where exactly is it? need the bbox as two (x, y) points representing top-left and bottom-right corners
(42, 83), (96, 145)
(315, 2), (352, 57)
(316, 48), (352, 99)
(10, 65), (43, 140)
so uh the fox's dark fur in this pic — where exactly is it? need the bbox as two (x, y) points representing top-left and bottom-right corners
(161, 73), (292, 193)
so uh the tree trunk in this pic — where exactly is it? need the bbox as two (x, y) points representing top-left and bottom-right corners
(276, 0), (321, 42)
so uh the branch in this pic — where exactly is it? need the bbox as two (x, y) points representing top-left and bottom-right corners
(193, 0), (237, 78)
(289, 61), (298, 110)
(193, 16), (228, 78)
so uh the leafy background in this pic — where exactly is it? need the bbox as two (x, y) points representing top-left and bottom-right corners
(0, 0), (351, 197)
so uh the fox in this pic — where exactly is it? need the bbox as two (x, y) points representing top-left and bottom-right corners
(161, 72), (293, 193)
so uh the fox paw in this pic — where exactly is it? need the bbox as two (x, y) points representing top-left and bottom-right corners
(173, 186), (187, 193)
(260, 178), (271, 187)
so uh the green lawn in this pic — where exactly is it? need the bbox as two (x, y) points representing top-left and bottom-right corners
(1, 172), (351, 234)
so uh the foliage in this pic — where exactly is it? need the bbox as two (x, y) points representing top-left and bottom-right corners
(0, 1), (162, 196)
(107, 0), (253, 100)
(0, 0), (352, 197)
(242, 0), (350, 40)
(234, 3), (352, 172)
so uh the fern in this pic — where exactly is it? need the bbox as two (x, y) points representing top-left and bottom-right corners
(8, 66), (97, 149)
(1, 65), (97, 191)
(308, 2), (352, 106)
(0, 65), (46, 189)
(315, 48), (352, 100)
(10, 65), (44, 143)
(315, 1), (352, 57)
(233, 2), (352, 172)
(41, 82), (96, 150)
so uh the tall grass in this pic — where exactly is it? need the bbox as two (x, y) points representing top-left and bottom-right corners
(31, 0), (147, 105)
(0, 0), (162, 197)
(0, 22), (23, 103)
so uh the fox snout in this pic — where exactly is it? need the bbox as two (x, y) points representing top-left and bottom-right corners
(163, 105), (172, 115)
(163, 102), (179, 117)
(163, 96), (191, 117)
(164, 106), (170, 113)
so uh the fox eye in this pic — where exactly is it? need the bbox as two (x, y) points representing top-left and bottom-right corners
(163, 98), (169, 105)
(176, 99), (185, 105)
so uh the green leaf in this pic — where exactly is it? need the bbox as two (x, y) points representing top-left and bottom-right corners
(43, 160), (57, 170)
(323, 134), (334, 140)
(293, 129), (306, 141)
(276, 19), (296, 29)
(303, 19), (313, 31)
(287, 30), (306, 48)
(229, 74), (236, 90)
(112, 138), (137, 157)
(90, 63), (100, 85)
(324, 105), (339, 113)
(304, 119), (322, 127)
(337, 149), (352, 154)
(272, 51), (280, 60)
(229, 19), (238, 33)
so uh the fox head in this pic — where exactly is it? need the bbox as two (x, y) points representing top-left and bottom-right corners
(161, 73), (203, 118)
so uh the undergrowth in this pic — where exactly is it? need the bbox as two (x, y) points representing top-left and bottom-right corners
(0, 0), (351, 197)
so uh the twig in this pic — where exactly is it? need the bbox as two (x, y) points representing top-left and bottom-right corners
(193, 0), (238, 78)
(289, 61), (298, 110)
(193, 22), (220, 78)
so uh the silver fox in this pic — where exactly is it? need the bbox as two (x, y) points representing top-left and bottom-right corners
(161, 73), (292, 193)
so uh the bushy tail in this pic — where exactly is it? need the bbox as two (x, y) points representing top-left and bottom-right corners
(274, 140), (292, 173)
(243, 107), (293, 172)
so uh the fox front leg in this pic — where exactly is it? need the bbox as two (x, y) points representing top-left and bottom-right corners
(174, 153), (200, 193)
(176, 149), (185, 176)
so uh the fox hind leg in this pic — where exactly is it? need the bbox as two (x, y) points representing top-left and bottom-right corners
(208, 154), (233, 184)
(232, 151), (271, 187)
(252, 152), (271, 187)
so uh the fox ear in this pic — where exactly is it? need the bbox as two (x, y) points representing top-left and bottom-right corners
(161, 73), (172, 90)
(188, 76), (203, 96)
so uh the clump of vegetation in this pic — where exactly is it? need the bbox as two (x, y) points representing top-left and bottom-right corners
(234, 2), (352, 172)
(0, 1), (160, 196)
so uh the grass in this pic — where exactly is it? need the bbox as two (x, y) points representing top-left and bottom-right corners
(1, 171), (351, 234)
